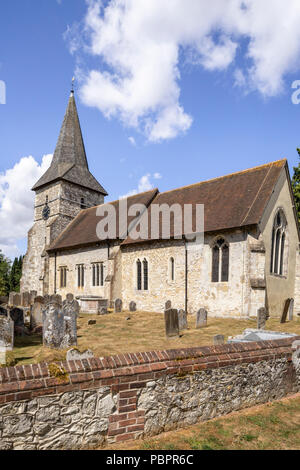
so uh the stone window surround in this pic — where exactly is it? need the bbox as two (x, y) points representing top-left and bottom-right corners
(210, 235), (230, 283)
(270, 207), (289, 278)
(135, 257), (150, 293)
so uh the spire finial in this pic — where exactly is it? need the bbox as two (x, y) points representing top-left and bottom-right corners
(71, 76), (75, 94)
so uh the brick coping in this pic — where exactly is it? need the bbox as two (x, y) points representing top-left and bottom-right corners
(0, 337), (299, 405)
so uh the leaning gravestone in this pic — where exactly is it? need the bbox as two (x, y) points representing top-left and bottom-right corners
(213, 334), (225, 345)
(129, 301), (137, 312)
(178, 309), (188, 331)
(257, 307), (267, 330)
(0, 316), (14, 351)
(164, 308), (179, 338)
(115, 298), (123, 313)
(280, 299), (292, 324)
(196, 308), (207, 328)
(165, 300), (172, 311)
(30, 296), (45, 331)
(288, 298), (295, 321)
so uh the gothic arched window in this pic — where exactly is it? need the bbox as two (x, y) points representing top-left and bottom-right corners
(212, 238), (229, 283)
(137, 259), (142, 291)
(143, 259), (149, 291)
(270, 210), (287, 276)
(169, 257), (175, 281)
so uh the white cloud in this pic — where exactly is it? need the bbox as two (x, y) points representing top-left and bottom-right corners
(120, 172), (161, 199)
(0, 154), (52, 258)
(67, 0), (300, 142)
(128, 136), (136, 146)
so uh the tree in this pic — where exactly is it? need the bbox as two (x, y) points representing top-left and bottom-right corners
(291, 148), (300, 225)
(9, 256), (23, 292)
(0, 250), (11, 296)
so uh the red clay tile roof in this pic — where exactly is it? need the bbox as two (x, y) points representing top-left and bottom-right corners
(48, 189), (158, 252)
(122, 159), (287, 245)
(48, 159), (287, 252)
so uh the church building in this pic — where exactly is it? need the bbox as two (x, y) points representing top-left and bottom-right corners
(21, 91), (300, 318)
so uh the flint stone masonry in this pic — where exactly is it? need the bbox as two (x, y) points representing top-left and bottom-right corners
(196, 309), (207, 328)
(0, 337), (299, 450)
(164, 309), (179, 338)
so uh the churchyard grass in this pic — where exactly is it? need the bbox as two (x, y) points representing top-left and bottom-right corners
(102, 393), (300, 450)
(11, 312), (300, 366)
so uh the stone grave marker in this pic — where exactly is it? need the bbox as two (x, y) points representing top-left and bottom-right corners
(0, 315), (14, 351)
(98, 299), (108, 315)
(280, 299), (292, 324)
(115, 298), (123, 313)
(43, 297), (77, 350)
(12, 293), (21, 307)
(21, 291), (30, 308)
(99, 307), (108, 315)
(257, 307), (267, 330)
(164, 308), (179, 338)
(288, 298), (294, 321)
(64, 294), (80, 318)
(30, 296), (45, 331)
(66, 348), (94, 361)
(165, 300), (172, 311)
(30, 290), (37, 305)
(8, 292), (16, 307)
(129, 301), (137, 312)
(213, 334), (225, 345)
(178, 309), (188, 331)
(196, 308), (207, 328)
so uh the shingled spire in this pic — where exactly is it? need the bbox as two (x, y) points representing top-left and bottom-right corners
(32, 91), (107, 195)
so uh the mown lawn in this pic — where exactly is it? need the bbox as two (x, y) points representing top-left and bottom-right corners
(103, 394), (300, 450)
(10, 311), (300, 365)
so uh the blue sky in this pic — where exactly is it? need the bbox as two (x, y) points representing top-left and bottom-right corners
(1, 0), (300, 258)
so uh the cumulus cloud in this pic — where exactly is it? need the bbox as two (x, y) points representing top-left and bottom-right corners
(128, 136), (136, 146)
(0, 154), (52, 258)
(66, 0), (300, 142)
(120, 172), (161, 199)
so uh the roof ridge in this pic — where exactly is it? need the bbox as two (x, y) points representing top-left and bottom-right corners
(157, 159), (287, 197)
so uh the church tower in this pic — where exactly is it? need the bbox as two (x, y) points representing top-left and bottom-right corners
(20, 90), (107, 295)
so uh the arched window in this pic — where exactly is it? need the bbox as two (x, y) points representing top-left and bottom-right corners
(169, 257), (175, 281)
(143, 259), (148, 291)
(270, 210), (287, 275)
(212, 238), (229, 283)
(137, 259), (142, 290)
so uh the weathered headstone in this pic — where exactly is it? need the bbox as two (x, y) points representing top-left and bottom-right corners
(88, 319), (96, 325)
(129, 301), (137, 312)
(99, 307), (108, 315)
(50, 294), (63, 304)
(8, 292), (17, 307)
(213, 334), (225, 345)
(30, 290), (37, 305)
(9, 307), (24, 326)
(97, 299), (108, 315)
(178, 309), (188, 330)
(21, 291), (30, 308)
(164, 308), (179, 337)
(115, 298), (122, 313)
(165, 300), (172, 311)
(196, 308), (207, 328)
(43, 297), (77, 349)
(63, 294), (80, 318)
(0, 316), (14, 351)
(280, 299), (292, 324)
(12, 293), (21, 307)
(66, 348), (94, 361)
(257, 307), (267, 330)
(30, 296), (45, 331)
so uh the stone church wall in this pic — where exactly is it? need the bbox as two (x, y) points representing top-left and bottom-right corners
(0, 338), (298, 450)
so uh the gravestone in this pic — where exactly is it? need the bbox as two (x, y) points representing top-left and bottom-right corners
(66, 348), (94, 361)
(115, 298), (123, 313)
(213, 334), (225, 345)
(10, 307), (25, 336)
(21, 291), (30, 308)
(289, 298), (294, 321)
(30, 296), (45, 331)
(64, 294), (80, 318)
(178, 309), (188, 331)
(30, 290), (37, 305)
(164, 308), (179, 338)
(11, 293), (21, 307)
(257, 307), (267, 330)
(165, 300), (172, 311)
(50, 294), (63, 304)
(62, 295), (78, 347)
(99, 307), (108, 315)
(280, 299), (292, 324)
(0, 316), (14, 351)
(88, 320), (96, 325)
(43, 297), (77, 349)
(8, 292), (16, 307)
(196, 308), (207, 328)
(97, 299), (108, 315)
(129, 301), (137, 312)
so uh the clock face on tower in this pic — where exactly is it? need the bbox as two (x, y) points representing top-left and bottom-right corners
(42, 204), (50, 221)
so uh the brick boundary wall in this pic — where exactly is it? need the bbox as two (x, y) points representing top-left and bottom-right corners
(0, 337), (300, 449)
